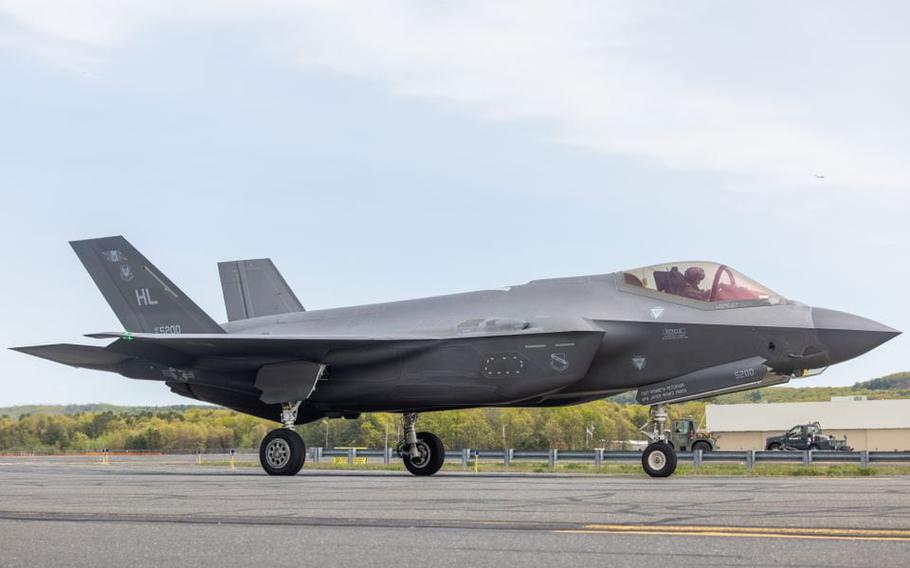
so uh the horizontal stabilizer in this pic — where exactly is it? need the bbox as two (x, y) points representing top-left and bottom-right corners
(218, 259), (304, 321)
(10, 344), (131, 369)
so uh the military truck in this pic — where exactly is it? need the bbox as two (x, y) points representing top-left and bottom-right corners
(765, 422), (852, 451)
(667, 418), (716, 452)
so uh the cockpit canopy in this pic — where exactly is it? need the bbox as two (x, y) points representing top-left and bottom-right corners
(622, 262), (782, 306)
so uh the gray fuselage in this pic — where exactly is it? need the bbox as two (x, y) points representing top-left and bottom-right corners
(200, 271), (889, 420)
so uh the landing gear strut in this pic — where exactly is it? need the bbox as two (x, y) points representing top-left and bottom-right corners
(259, 401), (306, 476)
(640, 403), (677, 478)
(398, 413), (445, 476)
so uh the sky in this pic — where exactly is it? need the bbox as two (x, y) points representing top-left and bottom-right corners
(0, 1), (907, 406)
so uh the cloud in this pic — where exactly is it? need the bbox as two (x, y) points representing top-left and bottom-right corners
(1, 0), (908, 191)
(1, 0), (152, 46)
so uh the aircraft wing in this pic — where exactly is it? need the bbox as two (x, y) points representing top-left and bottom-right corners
(83, 331), (433, 359)
(83, 328), (605, 368)
(17, 328), (606, 408)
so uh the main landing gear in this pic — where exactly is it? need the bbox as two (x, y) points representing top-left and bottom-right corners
(260, 401), (306, 476)
(398, 412), (445, 476)
(640, 403), (677, 478)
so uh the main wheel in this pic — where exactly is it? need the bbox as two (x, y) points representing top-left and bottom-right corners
(259, 428), (306, 476)
(402, 431), (445, 476)
(642, 441), (677, 478)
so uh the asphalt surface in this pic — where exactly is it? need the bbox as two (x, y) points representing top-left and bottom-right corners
(1, 456), (909, 567)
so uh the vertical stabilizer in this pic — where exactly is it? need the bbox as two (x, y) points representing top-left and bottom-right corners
(70, 236), (224, 334)
(218, 259), (305, 321)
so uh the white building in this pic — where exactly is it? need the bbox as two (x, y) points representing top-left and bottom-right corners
(705, 399), (910, 451)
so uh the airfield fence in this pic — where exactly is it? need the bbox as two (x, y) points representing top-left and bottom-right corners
(6, 448), (910, 470)
(306, 448), (910, 470)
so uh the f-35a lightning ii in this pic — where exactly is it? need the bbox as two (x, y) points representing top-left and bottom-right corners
(12, 237), (900, 477)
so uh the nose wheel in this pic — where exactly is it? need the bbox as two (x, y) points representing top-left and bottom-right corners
(640, 403), (678, 478)
(642, 441), (677, 477)
(399, 413), (445, 476)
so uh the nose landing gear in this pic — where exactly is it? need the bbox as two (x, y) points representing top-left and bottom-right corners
(398, 413), (445, 476)
(640, 403), (678, 478)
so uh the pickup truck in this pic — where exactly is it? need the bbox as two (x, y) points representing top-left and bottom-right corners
(765, 422), (852, 451)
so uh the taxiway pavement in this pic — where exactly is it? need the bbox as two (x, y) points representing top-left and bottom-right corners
(1, 457), (908, 567)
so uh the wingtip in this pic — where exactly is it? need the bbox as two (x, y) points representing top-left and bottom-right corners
(9, 345), (46, 356)
(84, 332), (124, 339)
(217, 257), (273, 266)
(68, 235), (126, 246)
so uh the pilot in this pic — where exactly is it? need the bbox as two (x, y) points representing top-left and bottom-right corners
(679, 267), (709, 301)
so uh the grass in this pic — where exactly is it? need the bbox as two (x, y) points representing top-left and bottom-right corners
(197, 458), (910, 477)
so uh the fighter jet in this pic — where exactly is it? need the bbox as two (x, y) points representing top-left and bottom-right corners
(12, 237), (900, 477)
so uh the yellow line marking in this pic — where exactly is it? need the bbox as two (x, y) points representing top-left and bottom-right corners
(554, 524), (910, 542)
(556, 529), (910, 542)
(583, 524), (910, 537)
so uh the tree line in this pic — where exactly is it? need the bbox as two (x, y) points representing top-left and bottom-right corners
(2, 372), (906, 453)
(0, 401), (702, 453)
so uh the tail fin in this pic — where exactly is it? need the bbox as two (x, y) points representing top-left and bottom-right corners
(218, 259), (304, 321)
(70, 236), (224, 334)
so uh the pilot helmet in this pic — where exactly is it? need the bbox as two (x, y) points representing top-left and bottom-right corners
(684, 266), (705, 284)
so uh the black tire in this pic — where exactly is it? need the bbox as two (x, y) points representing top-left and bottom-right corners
(259, 428), (306, 476)
(402, 431), (445, 476)
(692, 441), (713, 453)
(642, 441), (677, 478)
(767, 442), (782, 451)
(808, 444), (819, 451)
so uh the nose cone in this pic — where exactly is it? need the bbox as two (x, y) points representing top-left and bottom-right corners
(812, 308), (901, 365)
